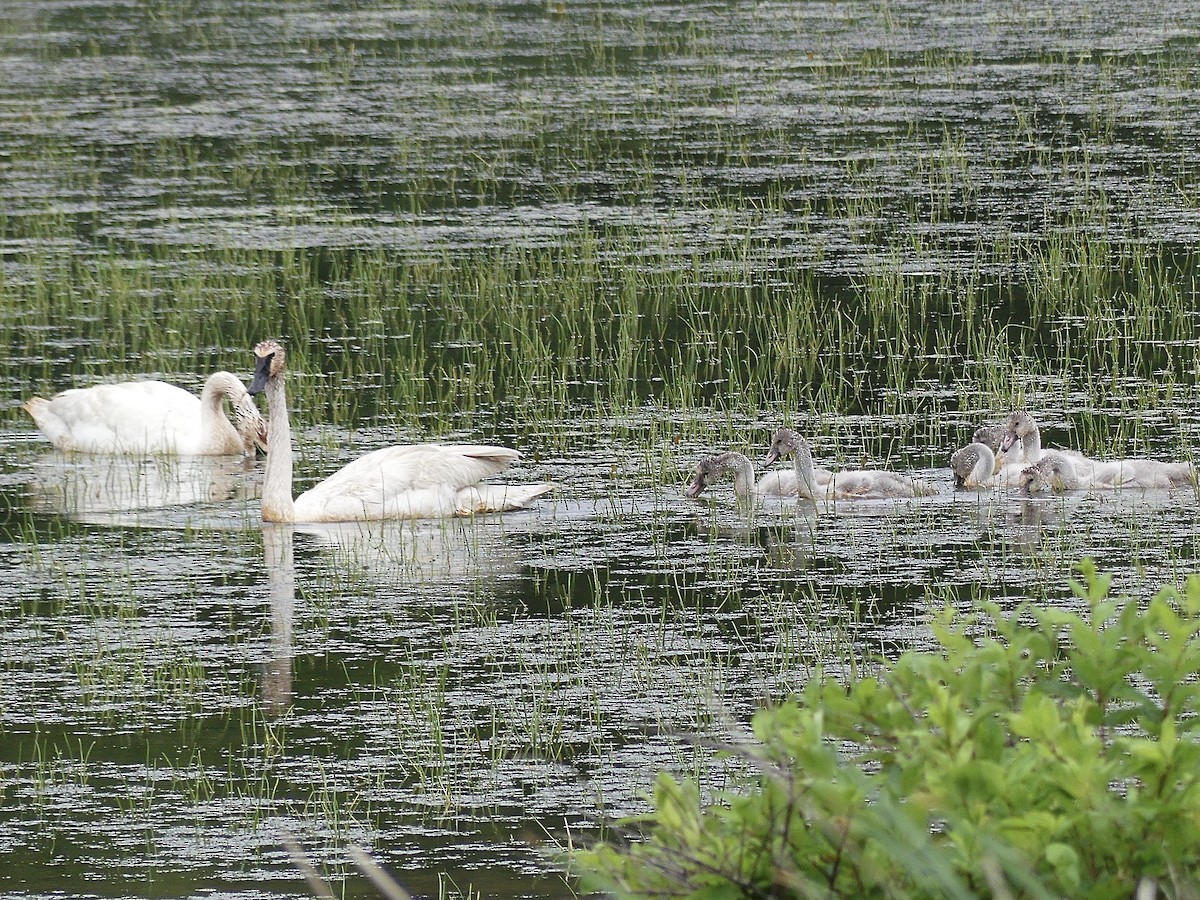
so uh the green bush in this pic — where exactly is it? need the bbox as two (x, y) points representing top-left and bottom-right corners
(576, 561), (1200, 898)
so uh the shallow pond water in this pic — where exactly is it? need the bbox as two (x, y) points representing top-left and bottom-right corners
(3, 1), (1200, 898)
(5, 431), (1200, 897)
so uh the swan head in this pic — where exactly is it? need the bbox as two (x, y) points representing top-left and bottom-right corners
(685, 455), (725, 497)
(249, 340), (286, 395)
(1019, 454), (1074, 494)
(950, 442), (993, 488)
(685, 452), (750, 498)
(999, 410), (1034, 453)
(764, 428), (807, 466)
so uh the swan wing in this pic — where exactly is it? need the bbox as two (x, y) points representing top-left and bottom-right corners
(1054, 448), (1099, 467)
(811, 466), (835, 484)
(1099, 459), (1195, 489)
(292, 444), (524, 521)
(455, 483), (557, 515)
(836, 471), (890, 497)
(833, 469), (937, 499)
(819, 472), (867, 499)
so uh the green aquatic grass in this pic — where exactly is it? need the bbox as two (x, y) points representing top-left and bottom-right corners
(7, 508), (840, 892)
(4, 220), (1199, 472)
(5, 8), (1200, 896)
(5, 101), (1200, 462)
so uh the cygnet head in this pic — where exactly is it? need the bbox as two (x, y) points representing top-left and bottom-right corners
(1019, 454), (1074, 494)
(685, 455), (727, 498)
(249, 340), (287, 395)
(999, 410), (1035, 453)
(764, 427), (808, 466)
(971, 424), (1006, 453)
(950, 442), (991, 488)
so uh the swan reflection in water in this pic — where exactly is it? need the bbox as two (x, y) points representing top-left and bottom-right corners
(262, 525), (295, 717)
(258, 516), (528, 715)
(26, 452), (258, 526)
(292, 517), (521, 584)
(25, 451), (536, 717)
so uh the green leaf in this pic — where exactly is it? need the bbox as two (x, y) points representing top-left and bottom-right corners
(574, 562), (1200, 899)
(1044, 842), (1081, 892)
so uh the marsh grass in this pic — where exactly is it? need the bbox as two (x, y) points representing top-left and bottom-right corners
(7, 174), (1200, 487)
(5, 227), (1198, 472)
(5, 3), (1200, 897)
(4, 108), (1200, 461)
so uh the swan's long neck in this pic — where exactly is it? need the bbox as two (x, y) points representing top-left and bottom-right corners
(1022, 421), (1042, 461)
(792, 442), (821, 499)
(261, 374), (296, 523)
(720, 452), (756, 498)
(975, 444), (995, 481)
(198, 372), (240, 446)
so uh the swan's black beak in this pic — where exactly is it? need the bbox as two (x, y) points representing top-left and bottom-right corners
(998, 431), (1017, 453)
(684, 475), (705, 498)
(763, 450), (780, 467)
(248, 353), (273, 395)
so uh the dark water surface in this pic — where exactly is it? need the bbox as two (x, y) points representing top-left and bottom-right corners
(3, 1), (1200, 897)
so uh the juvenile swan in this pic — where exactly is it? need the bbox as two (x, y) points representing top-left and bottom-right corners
(998, 411), (1091, 466)
(1002, 410), (1193, 490)
(1019, 453), (1086, 494)
(23, 372), (266, 455)
(764, 428), (937, 500)
(1022, 452), (1194, 493)
(684, 451), (795, 499)
(950, 442), (1025, 489)
(248, 340), (554, 522)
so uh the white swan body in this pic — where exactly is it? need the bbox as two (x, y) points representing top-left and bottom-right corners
(248, 340), (554, 523)
(1023, 452), (1194, 493)
(1004, 411), (1194, 491)
(23, 372), (266, 455)
(950, 442), (1025, 489)
(764, 428), (937, 500)
(1098, 458), (1194, 489)
(684, 451), (795, 499)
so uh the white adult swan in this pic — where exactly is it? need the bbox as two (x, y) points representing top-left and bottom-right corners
(950, 442), (1025, 489)
(764, 428), (937, 500)
(684, 451), (797, 499)
(248, 340), (554, 522)
(23, 372), (266, 455)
